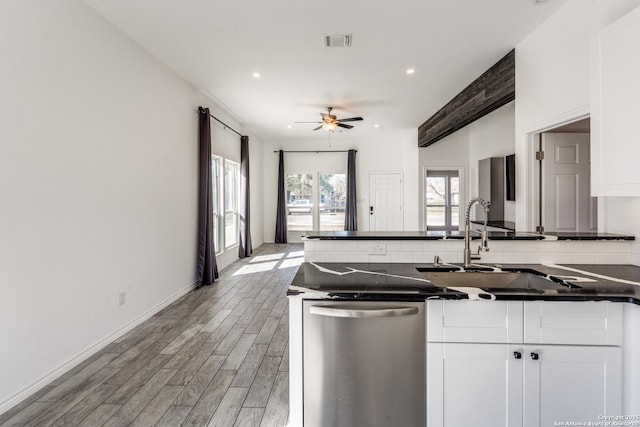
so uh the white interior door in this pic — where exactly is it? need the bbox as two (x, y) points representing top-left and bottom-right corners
(542, 133), (597, 232)
(369, 172), (403, 231)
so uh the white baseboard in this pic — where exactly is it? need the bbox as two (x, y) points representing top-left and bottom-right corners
(0, 281), (198, 416)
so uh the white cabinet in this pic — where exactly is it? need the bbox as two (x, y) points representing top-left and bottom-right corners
(523, 345), (621, 426)
(623, 303), (640, 414)
(524, 300), (622, 346)
(427, 343), (523, 427)
(591, 5), (640, 196)
(427, 300), (523, 343)
(427, 301), (622, 427)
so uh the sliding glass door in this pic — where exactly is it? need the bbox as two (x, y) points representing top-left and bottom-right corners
(319, 173), (346, 231)
(286, 172), (346, 232)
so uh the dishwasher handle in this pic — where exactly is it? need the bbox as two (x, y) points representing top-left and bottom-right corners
(309, 305), (419, 319)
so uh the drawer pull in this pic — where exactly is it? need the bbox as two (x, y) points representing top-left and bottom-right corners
(530, 352), (539, 360)
(513, 351), (522, 359)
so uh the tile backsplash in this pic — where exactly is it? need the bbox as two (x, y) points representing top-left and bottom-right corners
(304, 239), (638, 266)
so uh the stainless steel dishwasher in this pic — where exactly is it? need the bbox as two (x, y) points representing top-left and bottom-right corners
(303, 300), (426, 427)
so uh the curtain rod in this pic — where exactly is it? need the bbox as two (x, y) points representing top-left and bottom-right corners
(273, 150), (357, 153)
(198, 106), (244, 138)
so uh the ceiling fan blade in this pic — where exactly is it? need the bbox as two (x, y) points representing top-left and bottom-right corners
(295, 121), (322, 124)
(338, 117), (363, 122)
(313, 125), (323, 131)
(337, 123), (354, 129)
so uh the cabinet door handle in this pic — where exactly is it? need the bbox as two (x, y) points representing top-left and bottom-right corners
(369, 206), (374, 215)
(513, 351), (522, 359)
(530, 352), (539, 360)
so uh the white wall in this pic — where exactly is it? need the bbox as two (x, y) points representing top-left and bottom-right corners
(418, 102), (515, 229)
(0, 0), (262, 412)
(418, 126), (470, 230)
(262, 128), (419, 242)
(248, 135), (265, 252)
(515, 0), (640, 246)
(468, 103), (516, 223)
(604, 198), (640, 265)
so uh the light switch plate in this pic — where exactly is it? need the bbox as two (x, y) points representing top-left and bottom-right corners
(369, 244), (387, 255)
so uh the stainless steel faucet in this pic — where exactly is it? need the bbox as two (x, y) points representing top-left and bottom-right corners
(464, 197), (491, 268)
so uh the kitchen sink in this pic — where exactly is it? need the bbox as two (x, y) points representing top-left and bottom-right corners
(416, 269), (577, 291)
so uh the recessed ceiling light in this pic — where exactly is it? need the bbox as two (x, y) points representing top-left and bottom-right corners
(252, 72), (261, 79)
(373, 124), (380, 128)
(406, 68), (415, 75)
(287, 125), (292, 129)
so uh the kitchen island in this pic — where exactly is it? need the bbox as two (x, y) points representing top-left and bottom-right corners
(288, 261), (640, 426)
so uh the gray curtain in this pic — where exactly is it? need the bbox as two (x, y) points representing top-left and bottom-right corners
(239, 135), (253, 257)
(344, 149), (358, 231)
(275, 150), (287, 243)
(196, 107), (218, 286)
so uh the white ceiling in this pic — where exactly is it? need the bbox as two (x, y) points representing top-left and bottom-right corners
(82, 0), (567, 144)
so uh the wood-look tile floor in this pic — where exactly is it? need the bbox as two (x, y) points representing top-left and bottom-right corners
(1, 244), (302, 427)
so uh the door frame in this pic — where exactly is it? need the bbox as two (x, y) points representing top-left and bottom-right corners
(368, 171), (404, 231)
(420, 166), (466, 231)
(524, 109), (603, 232)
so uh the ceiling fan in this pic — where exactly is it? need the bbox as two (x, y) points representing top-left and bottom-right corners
(295, 107), (363, 131)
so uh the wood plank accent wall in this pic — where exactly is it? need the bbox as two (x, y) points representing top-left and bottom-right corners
(418, 49), (515, 148)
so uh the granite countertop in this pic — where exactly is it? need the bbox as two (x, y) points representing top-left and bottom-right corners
(302, 230), (635, 241)
(470, 220), (516, 231)
(288, 262), (640, 305)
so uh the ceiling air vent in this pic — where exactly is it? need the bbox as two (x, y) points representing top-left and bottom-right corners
(324, 34), (352, 48)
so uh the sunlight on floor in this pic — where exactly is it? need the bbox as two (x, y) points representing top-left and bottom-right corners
(232, 261), (279, 275)
(233, 247), (304, 275)
(286, 250), (304, 258)
(279, 257), (304, 269)
(250, 253), (285, 263)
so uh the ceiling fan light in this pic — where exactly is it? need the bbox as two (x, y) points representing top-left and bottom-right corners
(322, 122), (337, 131)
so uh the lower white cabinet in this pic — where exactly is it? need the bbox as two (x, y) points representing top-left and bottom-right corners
(426, 301), (623, 427)
(427, 343), (523, 427)
(523, 345), (621, 426)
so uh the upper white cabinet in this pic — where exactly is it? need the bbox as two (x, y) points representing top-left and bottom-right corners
(591, 5), (640, 196)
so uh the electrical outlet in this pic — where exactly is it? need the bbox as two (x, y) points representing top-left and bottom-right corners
(369, 244), (387, 255)
(118, 292), (126, 306)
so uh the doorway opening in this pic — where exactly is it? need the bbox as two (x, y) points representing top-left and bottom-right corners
(425, 170), (460, 232)
(530, 117), (597, 233)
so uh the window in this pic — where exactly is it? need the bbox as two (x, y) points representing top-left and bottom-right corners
(211, 156), (239, 253)
(319, 173), (346, 231)
(224, 160), (239, 248)
(426, 170), (459, 231)
(211, 156), (222, 253)
(286, 173), (313, 231)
